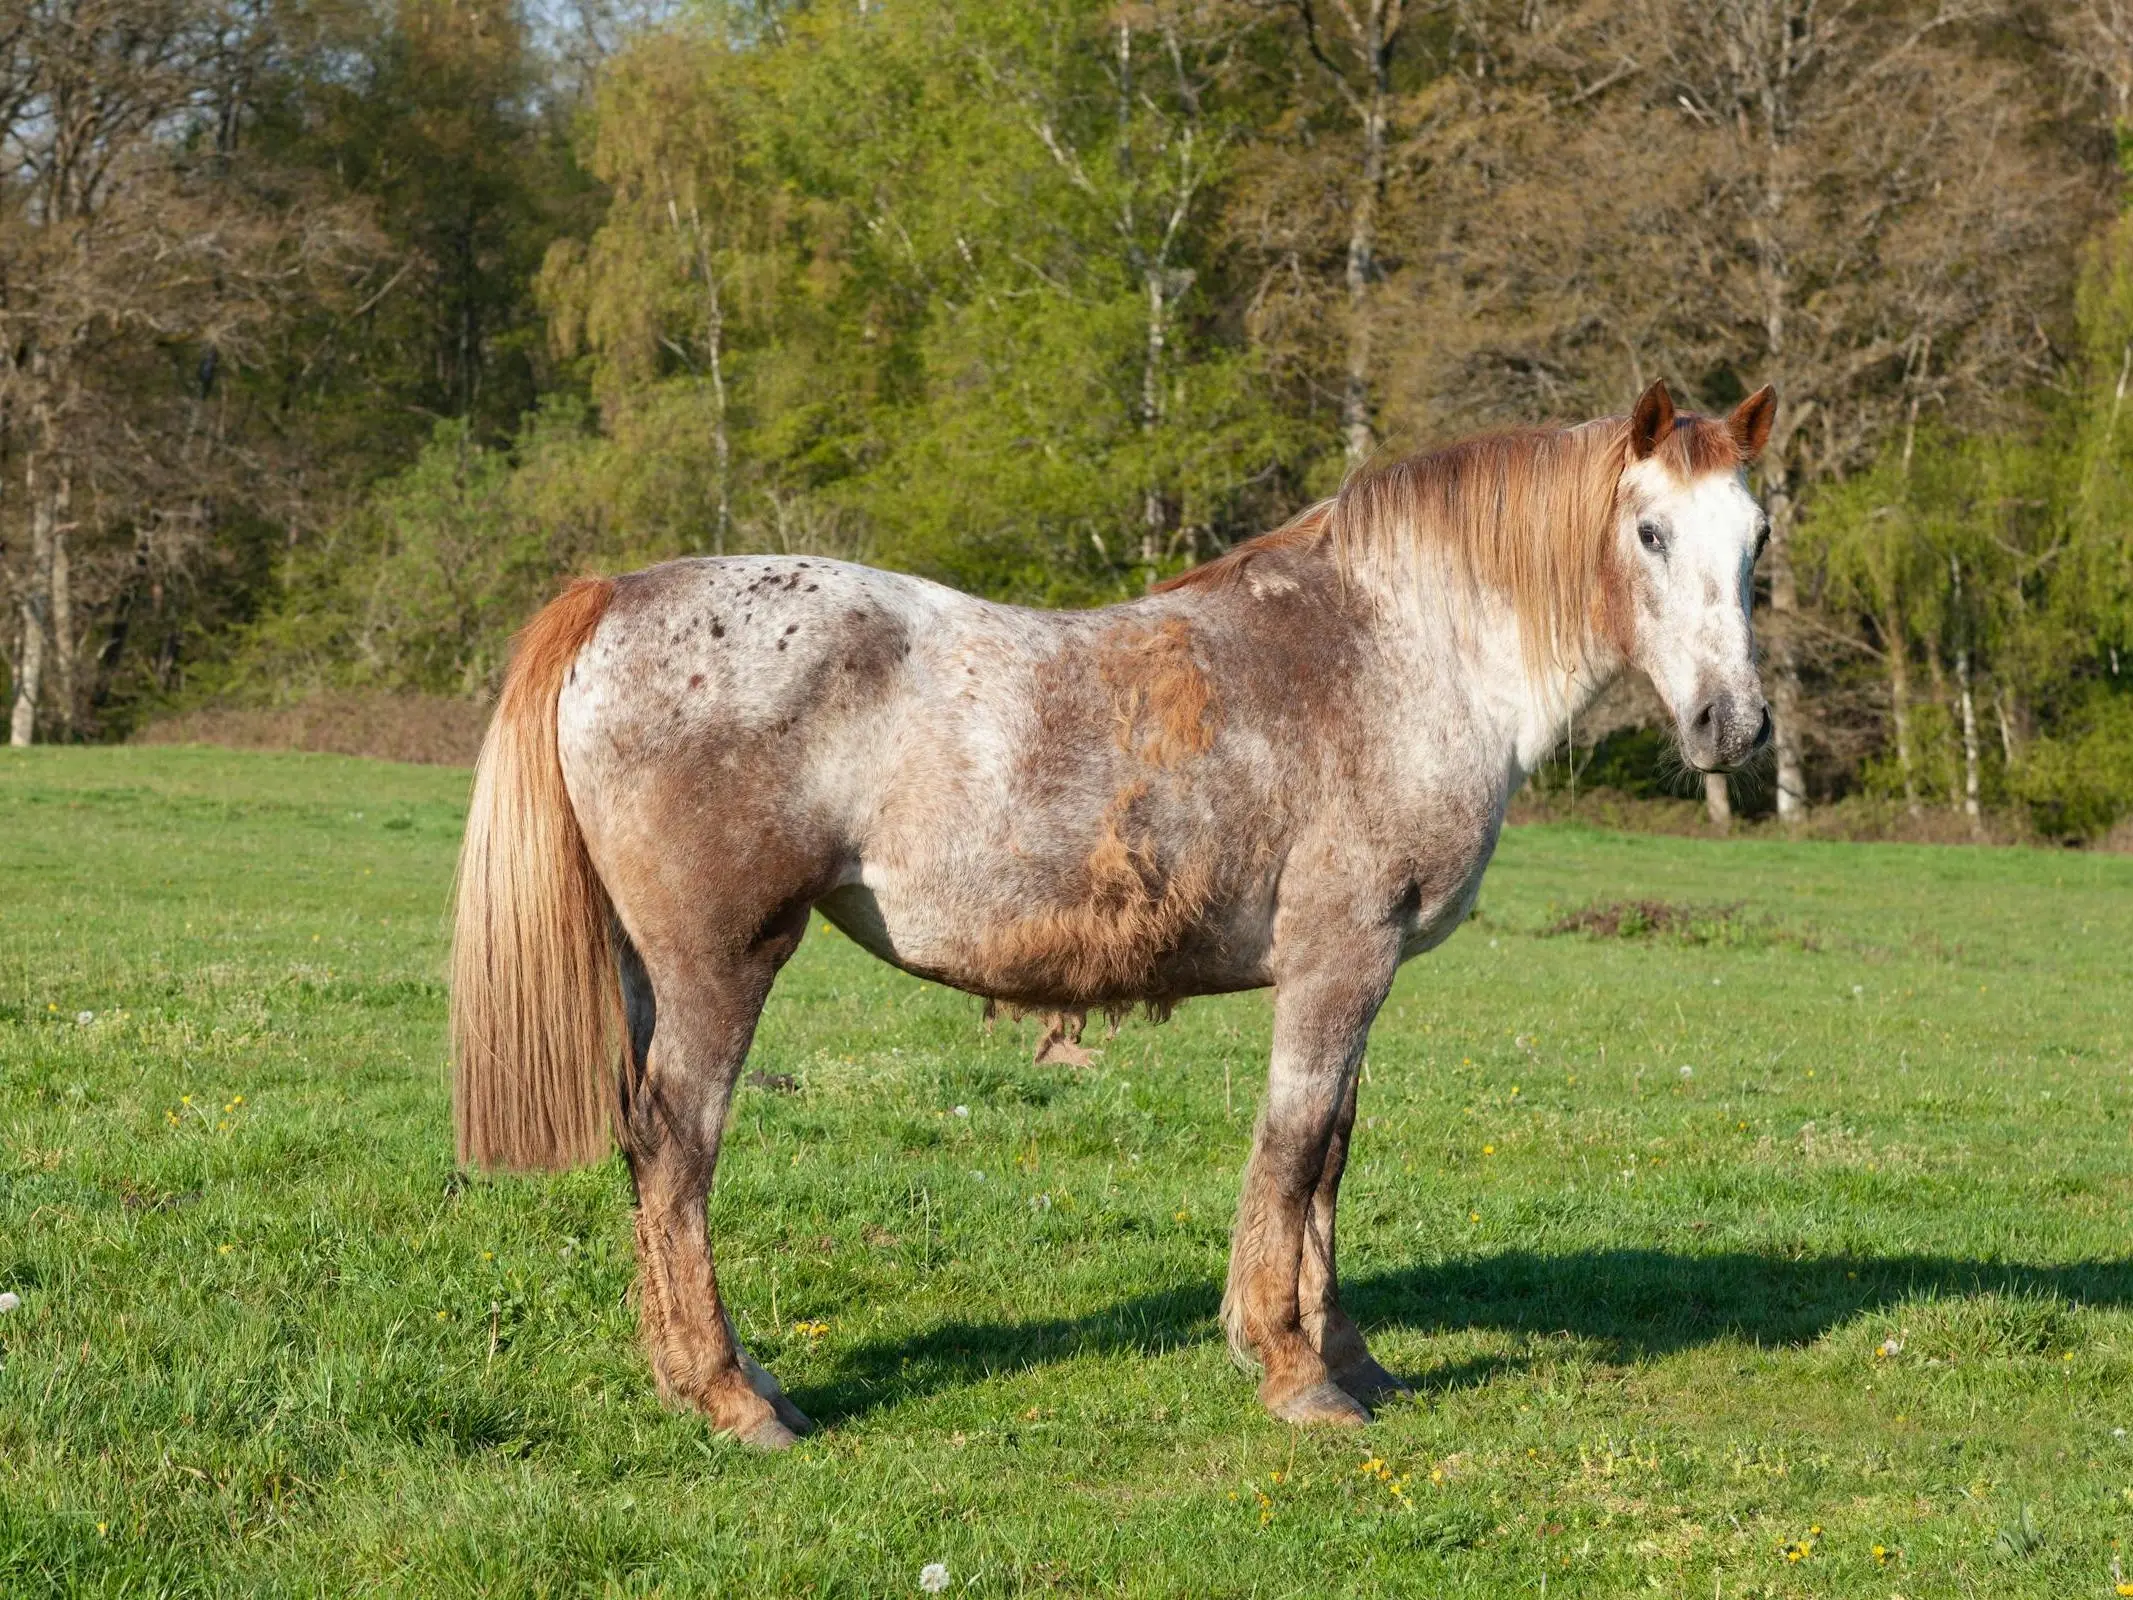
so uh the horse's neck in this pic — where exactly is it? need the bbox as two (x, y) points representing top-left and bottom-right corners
(1371, 560), (1626, 783)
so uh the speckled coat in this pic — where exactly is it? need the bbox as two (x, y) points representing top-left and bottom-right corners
(451, 380), (1777, 1447)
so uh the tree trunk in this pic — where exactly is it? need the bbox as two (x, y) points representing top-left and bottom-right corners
(1340, 5), (1392, 468)
(1883, 602), (1920, 816)
(1141, 269), (1167, 573)
(1764, 476), (1808, 821)
(50, 478), (74, 738)
(1703, 772), (1732, 831)
(706, 276), (730, 559)
(1925, 645), (1956, 804)
(699, 225), (731, 558)
(679, 204), (732, 557)
(1753, 140), (1804, 820)
(9, 458), (56, 747)
(1950, 554), (1981, 835)
(1955, 655), (1982, 832)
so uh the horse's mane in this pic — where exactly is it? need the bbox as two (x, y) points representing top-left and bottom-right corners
(1158, 411), (1745, 675)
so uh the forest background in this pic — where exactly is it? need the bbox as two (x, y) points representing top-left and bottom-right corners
(8, 0), (2133, 837)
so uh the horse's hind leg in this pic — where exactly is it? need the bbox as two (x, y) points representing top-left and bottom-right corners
(1299, 1069), (1411, 1404)
(618, 917), (812, 1449)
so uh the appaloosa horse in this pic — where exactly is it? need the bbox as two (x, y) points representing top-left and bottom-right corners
(452, 379), (1777, 1448)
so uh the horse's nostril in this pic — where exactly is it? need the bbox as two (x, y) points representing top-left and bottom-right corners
(1754, 706), (1773, 748)
(1694, 702), (1716, 730)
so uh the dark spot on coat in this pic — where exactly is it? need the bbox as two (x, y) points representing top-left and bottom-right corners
(785, 623), (799, 636)
(777, 639), (788, 651)
(689, 673), (704, 688)
(711, 621), (725, 638)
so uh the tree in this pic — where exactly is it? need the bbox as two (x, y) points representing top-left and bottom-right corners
(1374, 0), (2080, 816)
(0, 0), (382, 744)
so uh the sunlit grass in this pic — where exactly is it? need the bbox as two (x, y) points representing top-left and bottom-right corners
(5, 745), (2133, 1596)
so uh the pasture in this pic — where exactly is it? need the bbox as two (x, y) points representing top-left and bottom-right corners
(4, 746), (2133, 1598)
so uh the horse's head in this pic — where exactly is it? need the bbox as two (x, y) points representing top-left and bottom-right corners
(1614, 380), (1777, 773)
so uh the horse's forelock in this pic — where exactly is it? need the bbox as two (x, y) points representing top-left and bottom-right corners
(1652, 413), (1746, 479)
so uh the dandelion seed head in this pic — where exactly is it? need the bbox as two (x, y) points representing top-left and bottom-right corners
(76, 1011), (94, 1026)
(0, 1291), (20, 1313)
(918, 1561), (949, 1593)
(953, 1105), (970, 1118)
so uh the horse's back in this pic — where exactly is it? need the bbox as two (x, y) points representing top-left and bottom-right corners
(554, 554), (1290, 1002)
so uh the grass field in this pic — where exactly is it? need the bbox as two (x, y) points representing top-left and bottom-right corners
(6, 747), (2133, 1597)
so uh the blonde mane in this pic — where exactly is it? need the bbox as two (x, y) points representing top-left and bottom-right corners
(1160, 411), (1745, 677)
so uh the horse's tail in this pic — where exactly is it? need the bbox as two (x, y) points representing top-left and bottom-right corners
(451, 576), (621, 1172)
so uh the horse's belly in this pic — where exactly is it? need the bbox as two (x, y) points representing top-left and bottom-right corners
(815, 865), (1270, 1010)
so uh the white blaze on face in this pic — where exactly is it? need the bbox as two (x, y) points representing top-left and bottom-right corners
(1617, 456), (1770, 772)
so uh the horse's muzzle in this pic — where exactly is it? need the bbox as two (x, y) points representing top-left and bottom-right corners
(1683, 690), (1771, 772)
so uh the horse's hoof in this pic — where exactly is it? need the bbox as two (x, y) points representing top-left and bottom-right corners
(734, 1413), (802, 1451)
(1265, 1379), (1371, 1427)
(767, 1391), (816, 1436)
(1333, 1356), (1413, 1405)
(738, 1349), (814, 1435)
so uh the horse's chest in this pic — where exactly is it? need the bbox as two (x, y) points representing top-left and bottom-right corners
(1394, 800), (1505, 962)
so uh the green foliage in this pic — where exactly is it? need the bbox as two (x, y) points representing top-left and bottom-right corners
(298, 0), (596, 450)
(35, 0), (2133, 823)
(2009, 686), (2133, 839)
(221, 0), (1314, 694)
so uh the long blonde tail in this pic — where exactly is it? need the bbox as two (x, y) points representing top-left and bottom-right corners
(451, 577), (621, 1171)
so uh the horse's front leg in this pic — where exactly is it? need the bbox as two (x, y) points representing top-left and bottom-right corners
(1222, 934), (1398, 1427)
(1299, 1067), (1412, 1403)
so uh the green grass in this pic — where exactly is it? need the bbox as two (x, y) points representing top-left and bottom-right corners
(6, 746), (2133, 1597)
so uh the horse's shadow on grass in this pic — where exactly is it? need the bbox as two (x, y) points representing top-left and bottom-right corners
(795, 1250), (2133, 1426)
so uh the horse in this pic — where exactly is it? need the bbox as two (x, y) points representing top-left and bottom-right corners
(450, 378), (1777, 1449)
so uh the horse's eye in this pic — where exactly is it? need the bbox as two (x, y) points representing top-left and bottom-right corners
(1637, 520), (1667, 555)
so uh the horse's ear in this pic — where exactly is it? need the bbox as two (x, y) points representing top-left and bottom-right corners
(1728, 384), (1777, 460)
(1629, 380), (1675, 460)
